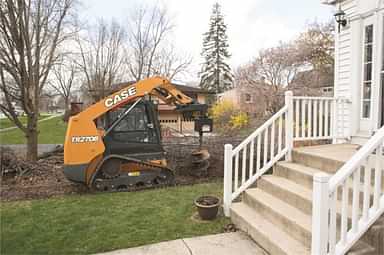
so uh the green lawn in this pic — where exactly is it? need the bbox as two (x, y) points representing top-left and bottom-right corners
(1, 182), (228, 255)
(0, 115), (51, 129)
(0, 116), (66, 144)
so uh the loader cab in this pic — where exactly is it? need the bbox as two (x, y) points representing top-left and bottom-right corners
(102, 99), (166, 161)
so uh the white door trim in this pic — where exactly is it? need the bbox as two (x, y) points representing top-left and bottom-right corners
(359, 15), (377, 133)
(378, 12), (384, 128)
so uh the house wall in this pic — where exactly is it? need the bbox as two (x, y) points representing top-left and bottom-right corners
(237, 86), (269, 118)
(218, 89), (239, 105)
(333, 0), (384, 139)
(218, 86), (269, 118)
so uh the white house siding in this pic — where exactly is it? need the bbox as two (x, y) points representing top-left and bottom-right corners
(330, 0), (384, 140)
(334, 0), (358, 138)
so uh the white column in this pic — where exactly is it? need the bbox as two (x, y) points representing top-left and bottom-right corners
(311, 173), (330, 255)
(285, 91), (293, 161)
(223, 144), (233, 217)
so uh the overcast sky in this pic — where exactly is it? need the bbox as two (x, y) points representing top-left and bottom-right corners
(81, 0), (335, 81)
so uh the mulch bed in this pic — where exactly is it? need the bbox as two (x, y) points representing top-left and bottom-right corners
(0, 146), (222, 202)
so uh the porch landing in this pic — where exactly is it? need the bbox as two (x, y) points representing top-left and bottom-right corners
(293, 144), (360, 163)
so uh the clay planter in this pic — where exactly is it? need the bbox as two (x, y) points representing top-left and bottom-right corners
(194, 195), (220, 220)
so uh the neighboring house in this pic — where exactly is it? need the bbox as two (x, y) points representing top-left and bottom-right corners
(0, 86), (24, 118)
(221, 2), (384, 255)
(39, 93), (63, 113)
(289, 67), (335, 97)
(218, 87), (239, 105)
(218, 81), (269, 118)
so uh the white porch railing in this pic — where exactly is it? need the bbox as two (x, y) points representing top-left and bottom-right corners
(292, 97), (350, 142)
(223, 91), (351, 216)
(223, 91), (383, 254)
(223, 104), (290, 215)
(312, 127), (384, 255)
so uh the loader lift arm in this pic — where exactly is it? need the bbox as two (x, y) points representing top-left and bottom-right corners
(77, 77), (195, 121)
(63, 77), (211, 189)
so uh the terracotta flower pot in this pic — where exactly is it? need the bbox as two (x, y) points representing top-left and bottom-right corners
(194, 195), (220, 220)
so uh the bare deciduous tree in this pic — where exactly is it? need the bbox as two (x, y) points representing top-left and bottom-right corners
(235, 64), (284, 115)
(0, 0), (76, 161)
(49, 56), (78, 110)
(126, 4), (190, 81)
(253, 42), (301, 88)
(235, 43), (300, 114)
(151, 47), (192, 80)
(295, 21), (334, 70)
(75, 19), (126, 101)
(289, 21), (335, 93)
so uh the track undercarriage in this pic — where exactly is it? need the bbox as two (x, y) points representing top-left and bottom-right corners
(91, 155), (174, 192)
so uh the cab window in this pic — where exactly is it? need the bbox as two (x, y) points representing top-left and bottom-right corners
(108, 104), (158, 143)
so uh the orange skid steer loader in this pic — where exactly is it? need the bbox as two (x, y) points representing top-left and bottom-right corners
(63, 77), (213, 191)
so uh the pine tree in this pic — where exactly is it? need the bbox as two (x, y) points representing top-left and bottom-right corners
(200, 3), (234, 94)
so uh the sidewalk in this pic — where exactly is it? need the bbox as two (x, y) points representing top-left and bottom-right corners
(98, 232), (267, 255)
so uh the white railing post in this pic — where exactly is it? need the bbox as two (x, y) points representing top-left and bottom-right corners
(285, 91), (294, 161)
(311, 173), (330, 255)
(223, 144), (233, 217)
(331, 98), (338, 144)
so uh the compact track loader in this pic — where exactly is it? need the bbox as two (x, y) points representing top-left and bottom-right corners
(63, 77), (212, 191)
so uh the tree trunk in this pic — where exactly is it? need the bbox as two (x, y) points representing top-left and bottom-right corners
(26, 114), (39, 161)
(64, 97), (70, 111)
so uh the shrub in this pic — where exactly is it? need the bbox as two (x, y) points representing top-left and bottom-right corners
(210, 100), (249, 134)
(230, 112), (249, 129)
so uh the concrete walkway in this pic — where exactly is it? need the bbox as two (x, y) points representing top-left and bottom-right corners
(0, 114), (60, 132)
(98, 232), (267, 255)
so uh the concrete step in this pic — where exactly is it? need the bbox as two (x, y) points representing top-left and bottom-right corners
(231, 202), (310, 255)
(275, 161), (375, 207)
(292, 146), (383, 188)
(257, 174), (369, 216)
(348, 240), (376, 255)
(292, 148), (344, 174)
(274, 161), (324, 189)
(243, 188), (312, 248)
(258, 175), (312, 215)
(360, 214), (384, 253)
(256, 175), (369, 236)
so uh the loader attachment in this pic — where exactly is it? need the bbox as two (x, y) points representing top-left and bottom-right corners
(176, 102), (213, 177)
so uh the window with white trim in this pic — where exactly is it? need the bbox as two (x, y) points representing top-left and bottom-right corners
(362, 24), (374, 119)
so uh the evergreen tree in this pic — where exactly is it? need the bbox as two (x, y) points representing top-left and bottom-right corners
(200, 3), (234, 94)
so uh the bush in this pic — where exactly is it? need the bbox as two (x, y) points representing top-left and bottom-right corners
(230, 112), (249, 129)
(210, 100), (249, 134)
